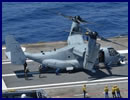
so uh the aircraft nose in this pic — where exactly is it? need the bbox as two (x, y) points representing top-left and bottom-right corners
(119, 55), (126, 61)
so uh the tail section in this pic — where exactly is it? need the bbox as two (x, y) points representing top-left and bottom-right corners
(67, 21), (84, 45)
(5, 35), (26, 65)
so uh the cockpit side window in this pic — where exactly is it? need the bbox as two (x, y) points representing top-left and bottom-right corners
(108, 48), (118, 56)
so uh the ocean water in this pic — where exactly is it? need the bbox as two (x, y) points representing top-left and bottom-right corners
(2, 2), (128, 45)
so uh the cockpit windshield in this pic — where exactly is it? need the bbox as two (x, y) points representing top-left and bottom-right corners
(108, 48), (118, 56)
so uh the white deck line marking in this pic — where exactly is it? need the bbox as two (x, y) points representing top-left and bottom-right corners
(2, 60), (9, 62)
(2, 72), (39, 77)
(13, 80), (128, 91)
(74, 84), (128, 97)
(117, 50), (128, 54)
(2, 47), (26, 51)
(2, 47), (6, 50)
(2, 59), (33, 64)
(74, 93), (87, 97)
(2, 73), (16, 77)
(41, 80), (128, 90)
(5, 77), (128, 90)
(2, 78), (7, 90)
(2, 62), (13, 64)
(6, 79), (128, 91)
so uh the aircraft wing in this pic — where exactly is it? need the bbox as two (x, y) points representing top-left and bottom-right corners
(72, 44), (87, 57)
(67, 34), (84, 45)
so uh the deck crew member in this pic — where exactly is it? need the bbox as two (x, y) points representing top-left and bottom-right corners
(24, 62), (29, 80)
(115, 85), (121, 98)
(82, 84), (87, 98)
(112, 85), (116, 98)
(39, 65), (43, 78)
(104, 85), (109, 98)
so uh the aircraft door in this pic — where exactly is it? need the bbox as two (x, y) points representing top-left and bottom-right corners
(99, 50), (105, 63)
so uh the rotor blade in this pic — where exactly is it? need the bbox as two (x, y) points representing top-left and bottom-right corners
(87, 22), (102, 26)
(57, 12), (73, 20)
(57, 13), (89, 23)
(86, 27), (92, 32)
(82, 26), (127, 48)
(78, 18), (88, 23)
(57, 12), (99, 26)
(82, 21), (103, 27)
(99, 36), (128, 48)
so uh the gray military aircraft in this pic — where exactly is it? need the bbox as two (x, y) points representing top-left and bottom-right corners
(5, 13), (127, 75)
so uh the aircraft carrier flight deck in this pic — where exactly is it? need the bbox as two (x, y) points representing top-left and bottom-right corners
(2, 36), (128, 98)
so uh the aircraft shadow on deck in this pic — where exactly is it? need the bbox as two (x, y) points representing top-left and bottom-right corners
(14, 70), (33, 78)
(14, 67), (128, 80)
(83, 68), (128, 80)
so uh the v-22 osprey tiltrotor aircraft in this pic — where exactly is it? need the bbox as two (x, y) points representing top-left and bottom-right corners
(5, 13), (126, 75)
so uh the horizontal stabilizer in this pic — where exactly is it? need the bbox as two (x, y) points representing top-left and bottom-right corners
(5, 35), (26, 65)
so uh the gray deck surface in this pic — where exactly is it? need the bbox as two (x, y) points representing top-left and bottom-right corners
(2, 36), (128, 98)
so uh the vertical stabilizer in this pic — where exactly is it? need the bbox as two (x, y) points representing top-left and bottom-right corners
(5, 35), (26, 65)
